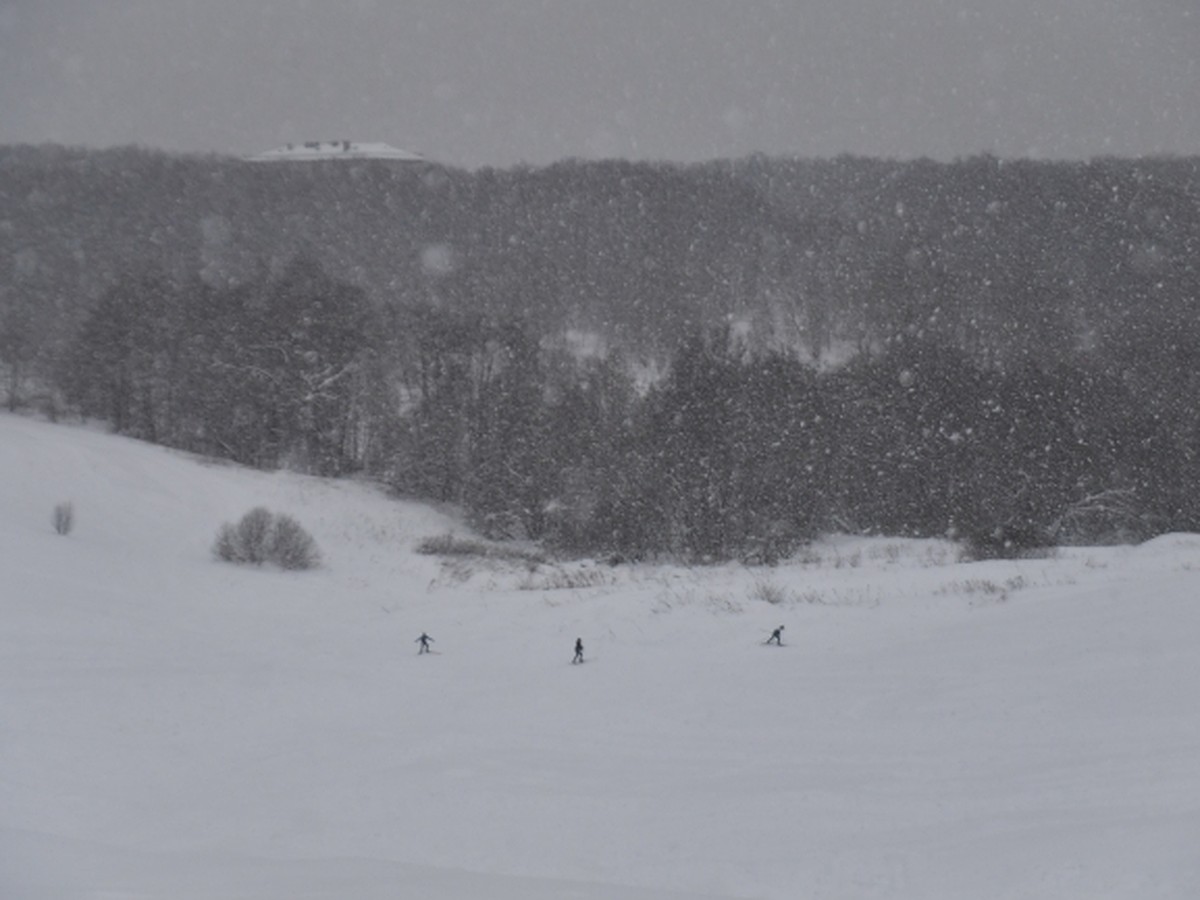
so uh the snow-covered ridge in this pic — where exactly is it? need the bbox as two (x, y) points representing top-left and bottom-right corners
(247, 140), (425, 162)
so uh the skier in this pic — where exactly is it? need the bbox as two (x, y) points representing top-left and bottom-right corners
(572, 637), (584, 664)
(416, 632), (434, 654)
(766, 625), (784, 646)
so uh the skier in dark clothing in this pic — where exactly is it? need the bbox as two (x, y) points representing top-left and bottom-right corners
(572, 637), (584, 664)
(766, 625), (784, 645)
(416, 632), (434, 654)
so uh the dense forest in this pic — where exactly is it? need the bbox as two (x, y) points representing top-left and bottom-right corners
(2, 144), (1199, 559)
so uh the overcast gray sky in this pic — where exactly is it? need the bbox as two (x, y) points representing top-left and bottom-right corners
(1, 0), (1198, 168)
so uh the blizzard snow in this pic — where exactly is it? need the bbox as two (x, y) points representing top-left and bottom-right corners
(3, 412), (1200, 899)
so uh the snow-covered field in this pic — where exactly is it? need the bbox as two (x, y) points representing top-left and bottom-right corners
(3, 412), (1200, 899)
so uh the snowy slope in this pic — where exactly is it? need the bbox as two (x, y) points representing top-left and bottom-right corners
(3, 412), (1200, 899)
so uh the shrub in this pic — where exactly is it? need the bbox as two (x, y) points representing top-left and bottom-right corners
(416, 533), (494, 557)
(213, 508), (321, 570)
(235, 506), (274, 563)
(962, 523), (1054, 560)
(213, 522), (241, 562)
(270, 513), (321, 570)
(517, 566), (613, 591)
(1051, 488), (1153, 545)
(52, 501), (74, 536)
(416, 532), (547, 566)
(749, 580), (788, 605)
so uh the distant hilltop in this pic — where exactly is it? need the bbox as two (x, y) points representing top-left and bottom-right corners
(246, 141), (426, 163)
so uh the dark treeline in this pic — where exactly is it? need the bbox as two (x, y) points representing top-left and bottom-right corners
(56, 264), (1191, 560)
(3, 145), (1200, 557)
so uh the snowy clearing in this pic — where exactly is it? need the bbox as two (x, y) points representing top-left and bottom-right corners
(3, 412), (1199, 899)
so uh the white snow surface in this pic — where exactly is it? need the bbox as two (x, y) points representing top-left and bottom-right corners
(246, 141), (424, 162)
(3, 412), (1200, 899)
